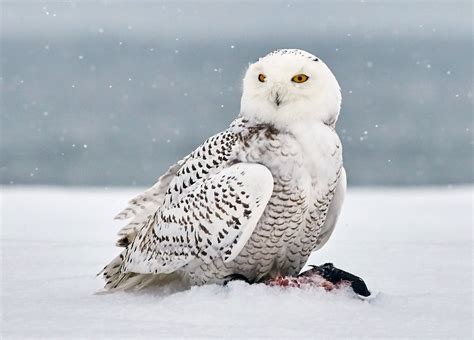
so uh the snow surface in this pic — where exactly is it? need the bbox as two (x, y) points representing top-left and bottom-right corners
(1, 186), (472, 339)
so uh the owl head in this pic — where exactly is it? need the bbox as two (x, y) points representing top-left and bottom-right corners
(240, 49), (341, 130)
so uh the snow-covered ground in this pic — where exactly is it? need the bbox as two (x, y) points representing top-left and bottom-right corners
(1, 186), (472, 339)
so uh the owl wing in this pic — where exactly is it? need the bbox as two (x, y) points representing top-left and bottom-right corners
(112, 158), (189, 245)
(112, 125), (273, 275)
(123, 162), (274, 274)
(112, 129), (240, 245)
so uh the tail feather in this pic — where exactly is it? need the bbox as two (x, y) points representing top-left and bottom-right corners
(101, 158), (189, 292)
(98, 250), (128, 290)
(98, 250), (184, 291)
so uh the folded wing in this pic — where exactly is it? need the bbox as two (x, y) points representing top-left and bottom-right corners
(123, 163), (274, 274)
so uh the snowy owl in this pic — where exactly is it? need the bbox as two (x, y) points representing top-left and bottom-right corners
(100, 49), (370, 296)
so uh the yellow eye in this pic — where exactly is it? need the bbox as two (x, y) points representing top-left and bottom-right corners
(258, 74), (266, 82)
(291, 74), (309, 83)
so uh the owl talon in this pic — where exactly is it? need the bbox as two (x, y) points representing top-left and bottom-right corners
(223, 274), (253, 286)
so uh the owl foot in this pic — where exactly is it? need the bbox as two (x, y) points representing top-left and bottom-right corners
(223, 273), (254, 286)
(299, 263), (371, 297)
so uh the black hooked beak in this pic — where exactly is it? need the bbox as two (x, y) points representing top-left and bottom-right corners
(275, 92), (281, 107)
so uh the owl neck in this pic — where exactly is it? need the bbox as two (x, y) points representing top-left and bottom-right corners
(239, 108), (338, 135)
(239, 94), (340, 133)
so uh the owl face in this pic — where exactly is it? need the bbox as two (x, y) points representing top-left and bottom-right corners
(240, 49), (341, 129)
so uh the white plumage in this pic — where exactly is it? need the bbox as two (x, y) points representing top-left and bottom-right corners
(101, 49), (346, 290)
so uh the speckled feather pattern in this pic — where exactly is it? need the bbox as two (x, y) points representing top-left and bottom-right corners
(187, 118), (342, 284)
(102, 116), (343, 289)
